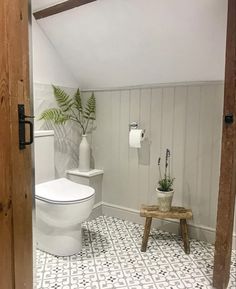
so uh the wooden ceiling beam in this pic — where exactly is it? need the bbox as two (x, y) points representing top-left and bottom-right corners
(33, 0), (96, 20)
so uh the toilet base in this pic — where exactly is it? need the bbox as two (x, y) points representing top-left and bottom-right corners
(35, 193), (95, 256)
(37, 222), (82, 256)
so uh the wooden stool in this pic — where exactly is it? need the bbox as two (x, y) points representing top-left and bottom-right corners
(140, 205), (193, 254)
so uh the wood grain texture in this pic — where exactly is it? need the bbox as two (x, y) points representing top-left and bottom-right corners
(140, 206), (191, 254)
(141, 217), (152, 252)
(33, 0), (96, 20)
(0, 1), (14, 288)
(180, 219), (190, 254)
(140, 205), (193, 219)
(0, 0), (33, 288)
(213, 0), (236, 288)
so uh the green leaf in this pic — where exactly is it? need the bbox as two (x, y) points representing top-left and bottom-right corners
(84, 92), (96, 120)
(74, 88), (83, 113)
(39, 87), (96, 134)
(39, 108), (70, 124)
(52, 85), (73, 112)
(158, 177), (174, 192)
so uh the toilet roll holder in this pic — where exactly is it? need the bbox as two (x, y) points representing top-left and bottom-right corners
(129, 122), (139, 130)
(129, 122), (145, 137)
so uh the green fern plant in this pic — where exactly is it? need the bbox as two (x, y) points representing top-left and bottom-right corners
(40, 85), (96, 135)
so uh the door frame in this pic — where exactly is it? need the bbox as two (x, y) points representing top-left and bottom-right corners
(213, 0), (236, 288)
(0, 0), (33, 289)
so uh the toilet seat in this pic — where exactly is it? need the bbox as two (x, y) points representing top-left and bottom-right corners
(35, 178), (95, 204)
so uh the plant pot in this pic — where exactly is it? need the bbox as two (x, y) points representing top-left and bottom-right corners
(79, 135), (90, 172)
(156, 188), (174, 212)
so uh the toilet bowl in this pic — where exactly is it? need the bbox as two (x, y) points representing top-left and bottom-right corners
(36, 178), (95, 256)
(34, 130), (95, 256)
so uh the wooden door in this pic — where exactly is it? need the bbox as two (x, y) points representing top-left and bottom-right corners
(0, 1), (33, 289)
(213, 0), (236, 288)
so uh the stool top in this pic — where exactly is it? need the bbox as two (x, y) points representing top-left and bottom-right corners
(140, 205), (193, 219)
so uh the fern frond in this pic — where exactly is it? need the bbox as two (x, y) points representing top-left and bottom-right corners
(39, 108), (70, 124)
(84, 93), (96, 120)
(52, 85), (73, 112)
(40, 87), (96, 134)
(74, 88), (83, 113)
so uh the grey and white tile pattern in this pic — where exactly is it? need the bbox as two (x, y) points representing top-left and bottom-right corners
(36, 216), (236, 289)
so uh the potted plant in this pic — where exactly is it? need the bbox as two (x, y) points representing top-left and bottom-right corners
(156, 149), (175, 212)
(40, 85), (96, 172)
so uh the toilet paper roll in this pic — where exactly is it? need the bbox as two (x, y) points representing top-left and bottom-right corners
(129, 129), (145, 148)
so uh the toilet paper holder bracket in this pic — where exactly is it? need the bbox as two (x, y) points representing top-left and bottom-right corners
(129, 122), (146, 137)
(129, 122), (139, 130)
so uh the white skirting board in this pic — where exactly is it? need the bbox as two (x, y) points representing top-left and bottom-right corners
(91, 202), (236, 250)
(89, 202), (103, 220)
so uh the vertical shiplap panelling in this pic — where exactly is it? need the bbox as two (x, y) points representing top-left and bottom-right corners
(80, 82), (228, 237)
(91, 91), (113, 202)
(128, 89), (140, 209)
(209, 84), (224, 228)
(161, 87), (175, 162)
(119, 90), (130, 206)
(172, 86), (187, 206)
(183, 86), (201, 225)
(149, 88), (162, 204)
(35, 83), (229, 236)
(197, 85), (216, 229)
(138, 88), (152, 205)
(109, 90), (121, 204)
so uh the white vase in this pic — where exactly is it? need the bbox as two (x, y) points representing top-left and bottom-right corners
(79, 135), (90, 172)
(156, 188), (174, 212)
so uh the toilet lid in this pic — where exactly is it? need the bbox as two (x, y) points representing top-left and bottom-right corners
(35, 178), (95, 204)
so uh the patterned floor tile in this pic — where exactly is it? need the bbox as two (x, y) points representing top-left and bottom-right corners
(36, 215), (236, 289)
(70, 274), (99, 289)
(98, 270), (127, 288)
(155, 279), (186, 289)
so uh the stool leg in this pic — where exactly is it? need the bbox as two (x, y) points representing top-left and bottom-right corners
(180, 219), (190, 254)
(141, 217), (152, 252)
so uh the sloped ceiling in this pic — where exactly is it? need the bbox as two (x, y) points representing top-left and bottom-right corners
(33, 0), (227, 89)
(32, 0), (66, 11)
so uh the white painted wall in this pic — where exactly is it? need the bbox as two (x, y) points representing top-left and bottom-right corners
(36, 0), (227, 89)
(32, 18), (78, 87)
(34, 83), (81, 178)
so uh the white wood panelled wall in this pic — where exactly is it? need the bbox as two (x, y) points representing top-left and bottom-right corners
(33, 81), (236, 243)
(82, 82), (236, 241)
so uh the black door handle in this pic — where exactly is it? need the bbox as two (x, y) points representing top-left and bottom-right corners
(23, 120), (34, 146)
(18, 104), (34, 150)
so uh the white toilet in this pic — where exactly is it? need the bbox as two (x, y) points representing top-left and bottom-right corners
(34, 130), (95, 256)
